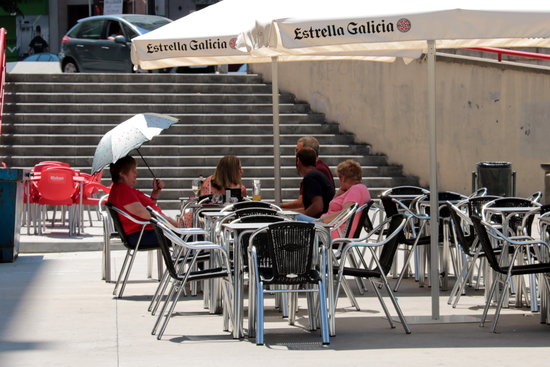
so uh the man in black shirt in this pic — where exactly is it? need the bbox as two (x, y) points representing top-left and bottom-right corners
(296, 147), (335, 218)
(27, 25), (49, 55)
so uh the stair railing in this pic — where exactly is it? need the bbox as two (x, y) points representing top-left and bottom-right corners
(0, 28), (7, 135)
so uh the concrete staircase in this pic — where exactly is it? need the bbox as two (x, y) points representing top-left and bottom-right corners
(0, 72), (418, 209)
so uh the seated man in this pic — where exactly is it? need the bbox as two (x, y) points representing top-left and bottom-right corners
(280, 136), (334, 211)
(295, 147), (335, 218)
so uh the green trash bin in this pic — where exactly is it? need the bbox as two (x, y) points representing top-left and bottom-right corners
(0, 168), (27, 262)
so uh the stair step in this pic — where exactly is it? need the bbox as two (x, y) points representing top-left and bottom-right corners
(2, 112), (327, 124)
(2, 72), (419, 206)
(4, 92), (296, 104)
(4, 102), (311, 114)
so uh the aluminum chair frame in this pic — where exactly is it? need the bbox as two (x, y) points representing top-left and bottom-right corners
(146, 207), (209, 315)
(150, 218), (234, 340)
(332, 213), (411, 334)
(247, 221), (330, 345)
(472, 215), (550, 333)
(105, 202), (162, 298)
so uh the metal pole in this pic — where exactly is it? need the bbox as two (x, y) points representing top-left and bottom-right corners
(427, 40), (440, 320)
(271, 56), (281, 203)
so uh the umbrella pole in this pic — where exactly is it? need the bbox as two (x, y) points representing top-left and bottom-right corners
(272, 56), (282, 204)
(136, 148), (156, 178)
(427, 40), (440, 320)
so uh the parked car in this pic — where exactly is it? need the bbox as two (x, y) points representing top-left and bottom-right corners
(59, 14), (171, 73)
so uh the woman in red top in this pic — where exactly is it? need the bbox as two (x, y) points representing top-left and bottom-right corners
(107, 155), (178, 248)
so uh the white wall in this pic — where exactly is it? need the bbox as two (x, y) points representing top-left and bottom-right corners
(250, 55), (550, 198)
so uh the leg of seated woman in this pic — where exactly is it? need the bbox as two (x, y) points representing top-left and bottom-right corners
(296, 213), (317, 223)
(126, 230), (159, 249)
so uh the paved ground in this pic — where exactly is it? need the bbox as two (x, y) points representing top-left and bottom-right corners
(2, 244), (550, 366)
(2, 214), (548, 366)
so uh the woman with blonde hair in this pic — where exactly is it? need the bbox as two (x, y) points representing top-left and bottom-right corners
(297, 159), (370, 237)
(200, 155), (247, 197)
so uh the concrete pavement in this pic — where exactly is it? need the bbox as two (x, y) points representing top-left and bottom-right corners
(1, 245), (549, 366)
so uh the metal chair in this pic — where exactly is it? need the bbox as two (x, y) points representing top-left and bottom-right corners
(146, 207), (209, 315)
(471, 215), (550, 332)
(248, 221), (330, 345)
(332, 213), (411, 334)
(150, 218), (233, 340)
(105, 202), (162, 298)
(99, 194), (120, 283)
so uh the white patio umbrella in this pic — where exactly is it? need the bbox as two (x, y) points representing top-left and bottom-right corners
(238, 0), (550, 320)
(130, 0), (420, 203)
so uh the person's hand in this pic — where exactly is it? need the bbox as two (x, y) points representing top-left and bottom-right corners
(153, 178), (165, 191)
(151, 178), (164, 200)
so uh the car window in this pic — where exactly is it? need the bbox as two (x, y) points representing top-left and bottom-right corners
(73, 19), (107, 40)
(106, 20), (124, 39)
(119, 15), (171, 32)
(121, 22), (139, 40)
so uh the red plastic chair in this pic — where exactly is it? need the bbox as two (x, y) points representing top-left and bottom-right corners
(34, 167), (81, 235)
(76, 179), (111, 226)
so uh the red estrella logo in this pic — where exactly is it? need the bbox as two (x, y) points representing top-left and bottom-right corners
(229, 38), (237, 49)
(396, 18), (411, 33)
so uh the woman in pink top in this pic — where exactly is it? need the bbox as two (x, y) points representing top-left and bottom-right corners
(321, 160), (371, 237)
(296, 160), (371, 237)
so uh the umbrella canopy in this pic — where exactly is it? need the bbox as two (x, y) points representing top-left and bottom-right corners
(237, 0), (550, 320)
(130, 0), (421, 203)
(91, 113), (178, 175)
(241, 0), (550, 56)
(130, 0), (421, 70)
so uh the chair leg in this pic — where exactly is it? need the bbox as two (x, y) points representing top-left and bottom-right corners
(256, 282), (265, 345)
(149, 269), (170, 314)
(480, 274), (500, 327)
(380, 273), (411, 334)
(452, 258), (478, 308)
(490, 275), (512, 333)
(394, 243), (418, 292)
(112, 249), (132, 296)
(158, 281), (187, 340)
(289, 289), (298, 325)
(152, 280), (176, 335)
(318, 280), (330, 345)
(370, 279), (396, 329)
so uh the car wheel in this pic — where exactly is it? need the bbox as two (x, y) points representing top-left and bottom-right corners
(63, 61), (79, 73)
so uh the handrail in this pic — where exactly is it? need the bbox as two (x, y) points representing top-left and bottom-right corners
(0, 28), (7, 135)
(469, 47), (550, 62)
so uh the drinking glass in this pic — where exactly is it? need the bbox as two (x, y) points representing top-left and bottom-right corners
(191, 178), (200, 197)
(253, 179), (261, 201)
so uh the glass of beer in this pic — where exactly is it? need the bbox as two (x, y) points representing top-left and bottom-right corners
(191, 178), (200, 197)
(253, 179), (261, 201)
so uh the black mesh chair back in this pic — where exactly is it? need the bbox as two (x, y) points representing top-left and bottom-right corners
(234, 207), (278, 218)
(152, 220), (181, 281)
(263, 222), (317, 285)
(232, 201), (272, 210)
(348, 200), (376, 238)
(447, 203), (475, 255)
(420, 191), (467, 217)
(238, 215), (286, 270)
(484, 197), (540, 235)
(376, 214), (407, 275)
(380, 195), (399, 217)
(471, 215), (504, 274)
(105, 202), (134, 250)
(467, 195), (500, 217)
(382, 186), (428, 207)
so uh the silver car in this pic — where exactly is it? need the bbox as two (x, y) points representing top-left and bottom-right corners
(59, 14), (171, 73)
